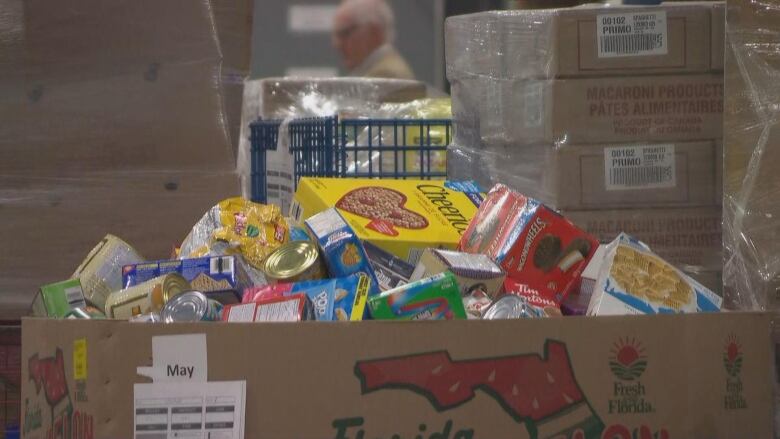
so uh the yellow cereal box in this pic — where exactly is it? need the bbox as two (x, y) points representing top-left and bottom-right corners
(292, 178), (484, 264)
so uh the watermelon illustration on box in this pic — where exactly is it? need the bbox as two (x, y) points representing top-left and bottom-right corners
(355, 340), (604, 439)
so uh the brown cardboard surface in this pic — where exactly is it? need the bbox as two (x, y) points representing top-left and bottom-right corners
(711, 2), (725, 71)
(551, 140), (722, 209)
(563, 206), (722, 271)
(0, 172), (240, 320)
(21, 313), (773, 438)
(554, 2), (714, 77)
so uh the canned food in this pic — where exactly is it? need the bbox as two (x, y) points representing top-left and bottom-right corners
(482, 294), (561, 320)
(129, 312), (162, 323)
(160, 291), (222, 323)
(104, 273), (190, 319)
(263, 241), (325, 284)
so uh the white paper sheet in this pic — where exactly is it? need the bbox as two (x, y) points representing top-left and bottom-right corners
(134, 380), (246, 439)
(137, 334), (208, 382)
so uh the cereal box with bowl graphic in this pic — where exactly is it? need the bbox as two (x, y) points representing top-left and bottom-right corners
(588, 233), (722, 316)
(459, 184), (599, 306)
(292, 178), (484, 265)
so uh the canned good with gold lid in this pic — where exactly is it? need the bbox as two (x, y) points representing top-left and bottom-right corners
(104, 273), (190, 319)
(263, 241), (324, 284)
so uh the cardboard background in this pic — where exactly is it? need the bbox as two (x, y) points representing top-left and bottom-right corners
(21, 314), (773, 438)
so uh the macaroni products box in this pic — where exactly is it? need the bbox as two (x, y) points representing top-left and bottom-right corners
(411, 249), (506, 299)
(21, 313), (773, 438)
(588, 233), (722, 316)
(550, 140), (722, 210)
(32, 279), (87, 318)
(364, 241), (416, 292)
(368, 272), (467, 320)
(123, 255), (251, 305)
(305, 208), (380, 310)
(460, 185), (599, 304)
(293, 178), (484, 265)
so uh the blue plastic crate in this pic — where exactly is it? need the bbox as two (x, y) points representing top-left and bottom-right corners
(249, 116), (451, 203)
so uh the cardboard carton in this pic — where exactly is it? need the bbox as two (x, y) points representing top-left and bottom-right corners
(21, 314), (773, 437)
(293, 178), (484, 264)
(551, 140), (722, 209)
(446, 2), (720, 80)
(711, 2), (725, 71)
(563, 207), (722, 271)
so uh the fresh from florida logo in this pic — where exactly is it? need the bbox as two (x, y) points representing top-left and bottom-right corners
(608, 337), (654, 414)
(723, 334), (747, 410)
(330, 339), (669, 439)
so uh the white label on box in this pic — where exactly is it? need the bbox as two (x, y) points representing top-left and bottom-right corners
(288, 5), (338, 33)
(597, 11), (667, 58)
(604, 144), (675, 190)
(134, 380), (246, 439)
(227, 303), (257, 322)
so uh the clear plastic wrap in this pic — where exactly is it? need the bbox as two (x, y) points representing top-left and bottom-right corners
(0, 0), (252, 318)
(445, 2), (725, 292)
(236, 77), (429, 206)
(723, 0), (780, 312)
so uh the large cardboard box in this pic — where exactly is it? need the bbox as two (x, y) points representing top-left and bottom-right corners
(446, 2), (721, 80)
(564, 207), (722, 270)
(21, 313), (773, 438)
(451, 73), (724, 146)
(550, 140), (722, 209)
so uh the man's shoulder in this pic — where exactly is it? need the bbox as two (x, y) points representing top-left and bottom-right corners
(365, 46), (415, 80)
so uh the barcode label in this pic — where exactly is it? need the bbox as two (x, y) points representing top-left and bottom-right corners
(604, 145), (676, 190)
(209, 256), (235, 275)
(407, 248), (424, 267)
(255, 298), (301, 322)
(64, 286), (86, 308)
(597, 12), (667, 58)
(289, 199), (304, 223)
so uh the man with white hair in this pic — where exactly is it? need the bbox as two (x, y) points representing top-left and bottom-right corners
(332, 0), (415, 79)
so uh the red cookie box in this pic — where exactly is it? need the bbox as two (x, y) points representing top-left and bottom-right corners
(460, 184), (599, 304)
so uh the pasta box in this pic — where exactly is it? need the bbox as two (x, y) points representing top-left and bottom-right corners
(292, 178), (484, 265)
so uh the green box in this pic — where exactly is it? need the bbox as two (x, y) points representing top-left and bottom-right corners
(367, 271), (467, 320)
(33, 279), (87, 318)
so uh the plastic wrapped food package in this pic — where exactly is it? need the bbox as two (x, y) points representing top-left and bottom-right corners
(0, 0), (251, 318)
(445, 2), (725, 292)
(723, 0), (780, 312)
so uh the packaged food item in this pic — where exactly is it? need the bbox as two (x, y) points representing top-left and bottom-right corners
(459, 184), (599, 305)
(129, 312), (161, 323)
(305, 208), (381, 300)
(578, 245), (607, 298)
(253, 294), (314, 322)
(65, 306), (107, 320)
(588, 233), (722, 315)
(160, 291), (223, 322)
(293, 178), (484, 264)
(72, 234), (145, 310)
(462, 288), (492, 319)
(222, 302), (260, 322)
(363, 241), (416, 291)
(411, 248), (506, 298)
(32, 279), (87, 318)
(503, 278), (560, 310)
(123, 255), (254, 306)
(262, 241), (326, 284)
(560, 291), (591, 317)
(288, 223), (311, 242)
(179, 197), (289, 269)
(367, 272), (467, 320)
(105, 273), (190, 319)
(242, 274), (370, 321)
(482, 294), (560, 319)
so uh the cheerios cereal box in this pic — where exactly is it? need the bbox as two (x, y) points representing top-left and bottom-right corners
(293, 178), (485, 265)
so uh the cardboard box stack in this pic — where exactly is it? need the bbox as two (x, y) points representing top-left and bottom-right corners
(0, 0), (252, 318)
(446, 1), (725, 290)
